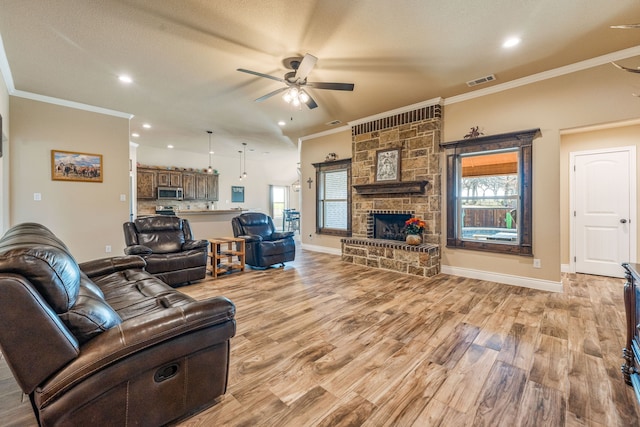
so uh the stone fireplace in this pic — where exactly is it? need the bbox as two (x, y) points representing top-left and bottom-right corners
(341, 103), (442, 278)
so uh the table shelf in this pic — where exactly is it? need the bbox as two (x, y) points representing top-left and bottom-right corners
(208, 237), (245, 278)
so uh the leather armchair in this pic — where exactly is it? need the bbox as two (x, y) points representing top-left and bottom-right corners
(123, 216), (209, 286)
(0, 222), (235, 426)
(231, 212), (295, 268)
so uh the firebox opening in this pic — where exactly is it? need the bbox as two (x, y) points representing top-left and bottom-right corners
(373, 213), (412, 241)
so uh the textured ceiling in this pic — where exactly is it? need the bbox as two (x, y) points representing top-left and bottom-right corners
(0, 0), (639, 158)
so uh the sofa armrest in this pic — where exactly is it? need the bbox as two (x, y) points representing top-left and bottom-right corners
(37, 296), (236, 405)
(79, 256), (147, 278)
(182, 239), (209, 251)
(271, 231), (294, 239)
(237, 234), (262, 243)
(124, 244), (153, 256)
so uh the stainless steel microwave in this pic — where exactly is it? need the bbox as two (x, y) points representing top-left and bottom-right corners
(157, 187), (183, 200)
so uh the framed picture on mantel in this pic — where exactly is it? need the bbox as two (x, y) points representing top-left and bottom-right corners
(375, 148), (400, 182)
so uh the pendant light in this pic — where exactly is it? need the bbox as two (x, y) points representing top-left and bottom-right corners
(238, 150), (243, 181)
(242, 142), (247, 178)
(206, 130), (214, 174)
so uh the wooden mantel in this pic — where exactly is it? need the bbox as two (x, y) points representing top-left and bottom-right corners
(353, 180), (428, 195)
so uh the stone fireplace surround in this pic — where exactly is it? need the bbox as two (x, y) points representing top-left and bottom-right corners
(341, 104), (442, 278)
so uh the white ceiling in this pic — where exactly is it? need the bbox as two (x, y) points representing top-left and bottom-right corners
(0, 0), (639, 158)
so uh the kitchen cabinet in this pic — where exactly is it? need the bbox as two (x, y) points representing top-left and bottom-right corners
(196, 173), (218, 201)
(182, 172), (196, 200)
(157, 171), (182, 187)
(137, 169), (156, 199)
(136, 166), (218, 201)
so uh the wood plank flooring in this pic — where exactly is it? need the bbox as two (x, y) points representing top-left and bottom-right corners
(1, 249), (638, 426)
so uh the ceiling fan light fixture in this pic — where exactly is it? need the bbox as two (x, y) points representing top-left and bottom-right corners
(299, 90), (310, 103)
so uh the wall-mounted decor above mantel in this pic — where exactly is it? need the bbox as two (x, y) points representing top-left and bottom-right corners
(353, 180), (428, 195)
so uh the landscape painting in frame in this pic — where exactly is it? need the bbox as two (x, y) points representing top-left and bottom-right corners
(51, 150), (103, 182)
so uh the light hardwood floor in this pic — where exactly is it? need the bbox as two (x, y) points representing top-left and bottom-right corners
(1, 248), (639, 426)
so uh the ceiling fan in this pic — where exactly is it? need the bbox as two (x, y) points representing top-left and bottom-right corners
(237, 53), (354, 109)
(610, 24), (640, 74)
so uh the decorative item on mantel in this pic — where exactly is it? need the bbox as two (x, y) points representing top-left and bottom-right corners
(404, 217), (426, 245)
(464, 126), (484, 139)
(325, 152), (339, 161)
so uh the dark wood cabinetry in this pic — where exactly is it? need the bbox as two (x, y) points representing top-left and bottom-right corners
(622, 262), (640, 404)
(157, 171), (182, 187)
(137, 169), (156, 199)
(182, 172), (196, 200)
(196, 173), (218, 201)
(136, 167), (218, 201)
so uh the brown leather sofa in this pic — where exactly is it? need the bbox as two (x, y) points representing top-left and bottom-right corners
(0, 222), (235, 426)
(123, 216), (209, 287)
(231, 212), (295, 268)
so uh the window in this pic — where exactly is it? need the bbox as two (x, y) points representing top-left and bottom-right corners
(313, 158), (352, 236)
(443, 129), (540, 256)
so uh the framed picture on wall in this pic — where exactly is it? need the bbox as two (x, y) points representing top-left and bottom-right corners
(375, 148), (401, 182)
(231, 185), (244, 203)
(51, 150), (103, 182)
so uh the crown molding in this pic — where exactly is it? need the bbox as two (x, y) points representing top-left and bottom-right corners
(445, 45), (640, 105)
(299, 124), (351, 142)
(11, 90), (133, 119)
(560, 117), (640, 135)
(0, 33), (133, 120)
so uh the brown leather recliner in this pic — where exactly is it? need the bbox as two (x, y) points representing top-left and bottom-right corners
(123, 216), (209, 286)
(231, 212), (295, 268)
(0, 222), (235, 426)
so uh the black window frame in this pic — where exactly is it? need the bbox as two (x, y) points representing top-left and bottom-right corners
(442, 129), (540, 256)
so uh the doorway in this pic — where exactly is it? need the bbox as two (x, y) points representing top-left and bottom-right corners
(570, 146), (636, 277)
(270, 185), (289, 231)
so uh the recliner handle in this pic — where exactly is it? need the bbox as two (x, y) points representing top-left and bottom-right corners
(154, 363), (179, 382)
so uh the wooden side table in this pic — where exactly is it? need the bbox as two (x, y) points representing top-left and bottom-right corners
(208, 237), (245, 278)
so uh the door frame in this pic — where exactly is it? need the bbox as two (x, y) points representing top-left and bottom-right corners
(569, 145), (637, 274)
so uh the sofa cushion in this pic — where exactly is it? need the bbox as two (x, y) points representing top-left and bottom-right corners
(59, 280), (122, 344)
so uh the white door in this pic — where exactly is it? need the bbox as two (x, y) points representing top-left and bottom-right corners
(573, 148), (634, 278)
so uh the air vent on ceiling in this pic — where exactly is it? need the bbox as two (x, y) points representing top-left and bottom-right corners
(466, 74), (496, 87)
(326, 119), (342, 126)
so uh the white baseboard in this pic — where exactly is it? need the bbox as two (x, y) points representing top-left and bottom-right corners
(440, 265), (564, 293)
(300, 243), (342, 256)
(561, 263), (573, 274)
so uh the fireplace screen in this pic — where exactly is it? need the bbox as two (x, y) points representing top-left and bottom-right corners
(373, 213), (412, 240)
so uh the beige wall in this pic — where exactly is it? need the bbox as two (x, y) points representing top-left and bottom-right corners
(9, 97), (130, 261)
(299, 59), (640, 282)
(300, 128), (352, 251)
(560, 123), (640, 265)
(442, 61), (640, 282)
(0, 72), (9, 233)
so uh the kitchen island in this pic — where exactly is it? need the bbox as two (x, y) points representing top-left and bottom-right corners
(175, 209), (249, 239)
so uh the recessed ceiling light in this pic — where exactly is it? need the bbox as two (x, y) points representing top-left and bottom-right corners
(209, 150), (214, 154)
(118, 75), (133, 84)
(502, 37), (521, 48)
(278, 120), (286, 126)
(142, 123), (151, 129)
(167, 145), (174, 149)
(131, 132), (140, 138)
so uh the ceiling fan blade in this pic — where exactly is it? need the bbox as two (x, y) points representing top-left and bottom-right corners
(237, 68), (285, 83)
(611, 62), (640, 73)
(304, 93), (318, 109)
(306, 82), (355, 91)
(294, 53), (318, 82)
(611, 23), (640, 29)
(255, 87), (289, 102)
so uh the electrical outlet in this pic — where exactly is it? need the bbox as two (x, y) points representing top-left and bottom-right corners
(119, 194), (126, 202)
(533, 259), (541, 268)
(105, 245), (112, 253)
(34, 193), (42, 201)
